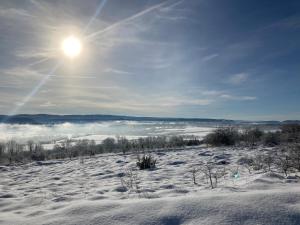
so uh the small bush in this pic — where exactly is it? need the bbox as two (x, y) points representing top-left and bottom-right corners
(136, 155), (156, 170)
(263, 132), (281, 146)
(281, 124), (300, 134)
(204, 127), (239, 146)
(280, 124), (300, 143)
(185, 138), (202, 146)
(120, 168), (140, 192)
(275, 154), (292, 177)
(168, 136), (185, 147)
(288, 144), (300, 171)
(200, 162), (227, 189)
(241, 128), (263, 148)
(238, 156), (254, 173)
(102, 138), (116, 152)
(237, 156), (254, 165)
(263, 154), (274, 171)
(31, 151), (46, 161)
(252, 155), (264, 170)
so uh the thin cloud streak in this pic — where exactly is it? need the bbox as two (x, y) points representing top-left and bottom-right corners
(220, 94), (257, 101)
(86, 0), (180, 40)
(202, 54), (219, 62)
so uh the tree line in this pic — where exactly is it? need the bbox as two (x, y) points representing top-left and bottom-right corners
(203, 124), (300, 147)
(0, 136), (201, 165)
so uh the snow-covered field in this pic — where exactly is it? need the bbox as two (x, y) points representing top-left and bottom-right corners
(1, 146), (300, 225)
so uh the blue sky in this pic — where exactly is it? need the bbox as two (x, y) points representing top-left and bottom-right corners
(0, 0), (299, 120)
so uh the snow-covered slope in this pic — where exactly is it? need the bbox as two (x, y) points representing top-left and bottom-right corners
(1, 147), (300, 225)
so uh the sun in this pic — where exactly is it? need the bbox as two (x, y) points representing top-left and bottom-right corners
(61, 35), (82, 58)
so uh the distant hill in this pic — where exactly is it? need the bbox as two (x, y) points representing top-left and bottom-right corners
(0, 114), (298, 125)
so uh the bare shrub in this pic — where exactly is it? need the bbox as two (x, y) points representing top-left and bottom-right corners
(168, 136), (185, 148)
(79, 156), (84, 164)
(263, 132), (281, 146)
(280, 124), (300, 143)
(31, 143), (46, 161)
(241, 154), (270, 172)
(241, 128), (263, 148)
(200, 162), (226, 189)
(62, 139), (73, 160)
(204, 127), (239, 146)
(185, 138), (202, 146)
(27, 140), (34, 153)
(117, 136), (130, 154)
(6, 140), (23, 164)
(102, 138), (116, 152)
(263, 154), (274, 172)
(238, 156), (254, 174)
(0, 142), (5, 156)
(289, 144), (300, 171)
(275, 154), (292, 177)
(252, 155), (266, 171)
(120, 167), (140, 193)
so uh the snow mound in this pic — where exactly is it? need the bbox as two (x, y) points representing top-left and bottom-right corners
(2, 189), (300, 225)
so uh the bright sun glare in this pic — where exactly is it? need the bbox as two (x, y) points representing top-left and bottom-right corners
(61, 35), (82, 58)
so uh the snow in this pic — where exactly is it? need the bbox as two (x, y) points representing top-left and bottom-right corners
(1, 146), (300, 225)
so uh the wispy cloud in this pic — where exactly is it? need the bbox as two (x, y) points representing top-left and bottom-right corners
(159, 0), (186, 12)
(227, 73), (249, 85)
(220, 94), (257, 101)
(202, 54), (219, 62)
(201, 90), (224, 96)
(2, 67), (42, 77)
(86, 0), (185, 40)
(197, 89), (256, 101)
(0, 7), (34, 19)
(40, 101), (56, 107)
(152, 96), (212, 107)
(15, 48), (56, 60)
(49, 75), (96, 79)
(31, 89), (213, 115)
(155, 15), (188, 22)
(103, 68), (133, 75)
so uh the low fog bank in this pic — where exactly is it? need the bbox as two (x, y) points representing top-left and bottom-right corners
(0, 121), (216, 144)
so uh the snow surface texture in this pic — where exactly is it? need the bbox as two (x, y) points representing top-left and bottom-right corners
(1, 147), (300, 225)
